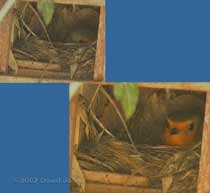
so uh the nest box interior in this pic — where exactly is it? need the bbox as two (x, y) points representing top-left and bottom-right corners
(9, 1), (102, 81)
(76, 84), (206, 146)
(70, 83), (208, 193)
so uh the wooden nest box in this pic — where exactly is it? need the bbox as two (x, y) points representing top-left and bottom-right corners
(0, 0), (105, 82)
(70, 82), (210, 193)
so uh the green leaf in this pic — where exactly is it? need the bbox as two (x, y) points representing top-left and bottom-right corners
(113, 83), (139, 120)
(37, 0), (54, 25)
(113, 83), (124, 100)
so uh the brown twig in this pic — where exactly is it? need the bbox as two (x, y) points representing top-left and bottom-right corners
(12, 48), (38, 60)
(99, 86), (136, 149)
(88, 85), (101, 110)
(79, 94), (114, 138)
(27, 3), (52, 44)
(89, 109), (115, 138)
(77, 153), (114, 172)
(20, 18), (39, 38)
(21, 2), (29, 17)
(20, 3), (53, 81)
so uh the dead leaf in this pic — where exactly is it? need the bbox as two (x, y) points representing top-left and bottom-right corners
(162, 176), (173, 193)
(70, 63), (78, 79)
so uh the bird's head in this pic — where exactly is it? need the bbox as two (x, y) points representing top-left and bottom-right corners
(162, 111), (203, 146)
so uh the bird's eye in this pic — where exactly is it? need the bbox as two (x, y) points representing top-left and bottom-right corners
(188, 123), (194, 131)
(170, 128), (179, 135)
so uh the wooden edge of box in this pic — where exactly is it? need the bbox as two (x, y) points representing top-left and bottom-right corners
(0, 0), (13, 73)
(83, 170), (150, 187)
(197, 91), (210, 193)
(0, 75), (69, 82)
(16, 68), (69, 79)
(70, 86), (81, 175)
(94, 5), (105, 81)
(84, 182), (161, 193)
(19, 0), (105, 6)
(72, 82), (210, 92)
(16, 60), (63, 71)
(139, 82), (210, 92)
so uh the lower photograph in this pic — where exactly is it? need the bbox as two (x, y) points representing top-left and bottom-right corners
(70, 82), (210, 193)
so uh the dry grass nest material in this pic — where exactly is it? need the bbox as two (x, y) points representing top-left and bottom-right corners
(77, 137), (200, 193)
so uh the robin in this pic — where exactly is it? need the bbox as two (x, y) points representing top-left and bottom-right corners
(161, 111), (203, 146)
(162, 95), (205, 146)
(128, 92), (205, 146)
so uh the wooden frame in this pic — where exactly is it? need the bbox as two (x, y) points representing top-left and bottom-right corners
(0, 0), (13, 73)
(0, 0), (105, 82)
(70, 82), (210, 193)
(19, 0), (105, 6)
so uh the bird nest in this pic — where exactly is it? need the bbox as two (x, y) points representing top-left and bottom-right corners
(10, 2), (99, 80)
(77, 138), (200, 193)
(72, 84), (205, 193)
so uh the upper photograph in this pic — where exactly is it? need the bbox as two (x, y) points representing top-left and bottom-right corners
(0, 0), (105, 82)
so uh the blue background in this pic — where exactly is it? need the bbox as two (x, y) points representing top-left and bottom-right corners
(0, 84), (69, 193)
(107, 0), (210, 81)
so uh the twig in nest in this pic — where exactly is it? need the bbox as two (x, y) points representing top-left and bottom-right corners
(88, 85), (101, 110)
(21, 2), (29, 17)
(79, 95), (114, 138)
(190, 141), (202, 151)
(20, 18), (39, 38)
(72, 59), (93, 80)
(17, 3), (53, 82)
(77, 153), (114, 172)
(99, 87), (136, 149)
(27, 3), (52, 44)
(79, 95), (99, 140)
(12, 48), (38, 60)
(89, 110), (115, 138)
(78, 55), (95, 65)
